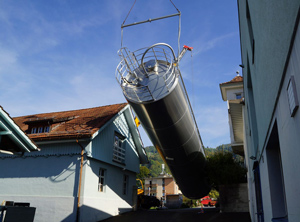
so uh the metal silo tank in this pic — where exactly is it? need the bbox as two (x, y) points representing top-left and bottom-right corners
(116, 43), (210, 199)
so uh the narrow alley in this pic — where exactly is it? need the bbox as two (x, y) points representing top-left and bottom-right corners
(101, 207), (251, 222)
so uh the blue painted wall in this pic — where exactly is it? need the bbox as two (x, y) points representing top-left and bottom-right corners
(89, 111), (140, 173)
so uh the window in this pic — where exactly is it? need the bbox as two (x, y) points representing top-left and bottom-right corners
(31, 127), (37, 134)
(236, 93), (242, 99)
(123, 175), (129, 195)
(98, 168), (106, 192)
(44, 126), (50, 133)
(38, 127), (44, 133)
(113, 132), (126, 164)
(287, 76), (299, 117)
(30, 125), (51, 134)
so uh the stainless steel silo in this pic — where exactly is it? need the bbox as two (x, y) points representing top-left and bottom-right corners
(116, 43), (210, 199)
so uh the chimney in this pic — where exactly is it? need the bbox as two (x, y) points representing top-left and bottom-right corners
(161, 164), (165, 175)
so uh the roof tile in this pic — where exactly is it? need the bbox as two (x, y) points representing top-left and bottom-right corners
(220, 75), (243, 85)
(13, 103), (128, 141)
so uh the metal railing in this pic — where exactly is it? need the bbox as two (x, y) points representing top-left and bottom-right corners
(116, 44), (178, 102)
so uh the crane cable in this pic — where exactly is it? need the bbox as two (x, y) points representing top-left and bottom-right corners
(121, 0), (136, 48)
(170, 0), (181, 57)
(191, 49), (195, 109)
(121, 0), (181, 56)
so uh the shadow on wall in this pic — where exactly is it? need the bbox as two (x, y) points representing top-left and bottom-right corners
(0, 155), (82, 222)
(62, 205), (132, 222)
(88, 160), (134, 205)
(0, 155), (80, 180)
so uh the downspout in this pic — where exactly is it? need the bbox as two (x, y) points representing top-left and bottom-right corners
(76, 139), (85, 222)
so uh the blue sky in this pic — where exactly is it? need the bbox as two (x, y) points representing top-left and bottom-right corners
(0, 0), (241, 148)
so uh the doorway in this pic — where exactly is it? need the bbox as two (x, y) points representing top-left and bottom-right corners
(266, 122), (288, 221)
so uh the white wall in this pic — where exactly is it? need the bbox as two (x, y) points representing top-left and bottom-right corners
(226, 87), (244, 101)
(244, 17), (300, 222)
(269, 21), (300, 221)
(80, 158), (136, 222)
(0, 155), (81, 222)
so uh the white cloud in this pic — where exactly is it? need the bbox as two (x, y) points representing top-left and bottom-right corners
(0, 0), (238, 150)
(195, 104), (230, 148)
(194, 32), (238, 57)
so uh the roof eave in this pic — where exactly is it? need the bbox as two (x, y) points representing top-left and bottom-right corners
(0, 107), (39, 152)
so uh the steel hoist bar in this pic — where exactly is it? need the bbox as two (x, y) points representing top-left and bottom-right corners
(121, 12), (181, 28)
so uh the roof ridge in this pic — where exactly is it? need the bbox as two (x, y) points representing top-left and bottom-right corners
(220, 75), (243, 85)
(13, 102), (128, 118)
(11, 103), (129, 142)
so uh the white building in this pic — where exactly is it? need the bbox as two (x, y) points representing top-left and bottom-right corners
(0, 103), (147, 221)
(238, 1), (300, 221)
(220, 74), (244, 156)
(144, 173), (181, 201)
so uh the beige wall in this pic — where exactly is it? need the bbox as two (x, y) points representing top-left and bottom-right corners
(144, 176), (181, 199)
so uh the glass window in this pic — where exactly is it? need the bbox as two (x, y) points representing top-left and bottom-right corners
(38, 127), (43, 133)
(113, 133), (126, 164)
(31, 127), (37, 134)
(44, 126), (50, 133)
(98, 168), (106, 192)
(123, 175), (129, 195)
(287, 76), (299, 117)
(236, 93), (242, 99)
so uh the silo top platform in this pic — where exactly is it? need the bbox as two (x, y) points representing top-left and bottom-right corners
(116, 44), (179, 103)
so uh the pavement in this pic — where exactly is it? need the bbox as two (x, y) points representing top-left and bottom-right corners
(101, 207), (251, 222)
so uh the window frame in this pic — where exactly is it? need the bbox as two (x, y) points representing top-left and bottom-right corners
(98, 168), (106, 192)
(112, 132), (126, 164)
(236, 93), (242, 99)
(287, 76), (299, 117)
(31, 127), (37, 134)
(123, 174), (129, 195)
(38, 127), (44, 133)
(44, 126), (50, 133)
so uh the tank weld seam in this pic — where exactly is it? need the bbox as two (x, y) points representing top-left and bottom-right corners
(142, 103), (189, 131)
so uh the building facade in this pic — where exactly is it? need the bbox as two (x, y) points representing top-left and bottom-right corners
(220, 74), (244, 156)
(0, 103), (147, 222)
(144, 173), (181, 201)
(238, 1), (300, 221)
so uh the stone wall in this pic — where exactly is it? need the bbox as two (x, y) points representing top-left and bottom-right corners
(219, 183), (249, 212)
(165, 194), (183, 209)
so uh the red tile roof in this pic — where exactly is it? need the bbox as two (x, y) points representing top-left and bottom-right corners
(13, 103), (128, 141)
(220, 75), (243, 85)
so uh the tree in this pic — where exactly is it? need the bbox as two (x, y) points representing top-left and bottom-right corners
(208, 189), (219, 199)
(137, 166), (150, 183)
(148, 160), (162, 177)
(206, 151), (247, 190)
(204, 147), (217, 157)
(141, 146), (171, 177)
